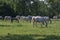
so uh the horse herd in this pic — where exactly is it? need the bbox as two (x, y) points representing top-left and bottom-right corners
(0, 15), (53, 27)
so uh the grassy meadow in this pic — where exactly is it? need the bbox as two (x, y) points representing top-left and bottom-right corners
(0, 20), (60, 40)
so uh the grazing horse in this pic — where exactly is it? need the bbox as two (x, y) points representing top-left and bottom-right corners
(32, 16), (50, 27)
(0, 16), (3, 20)
(4, 16), (11, 21)
(20, 16), (26, 21)
(28, 15), (32, 23)
(53, 16), (58, 21)
(44, 16), (52, 24)
(20, 16), (32, 23)
(16, 15), (20, 20)
(11, 17), (19, 23)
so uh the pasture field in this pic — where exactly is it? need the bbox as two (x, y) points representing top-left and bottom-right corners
(0, 20), (60, 40)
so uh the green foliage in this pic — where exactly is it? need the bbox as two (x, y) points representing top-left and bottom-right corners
(0, 0), (59, 17)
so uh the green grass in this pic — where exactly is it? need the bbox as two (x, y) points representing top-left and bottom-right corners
(0, 20), (60, 40)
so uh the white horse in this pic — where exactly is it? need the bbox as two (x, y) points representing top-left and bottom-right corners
(32, 16), (50, 27)
(4, 16), (11, 21)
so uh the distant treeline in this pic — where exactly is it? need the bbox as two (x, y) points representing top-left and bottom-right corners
(0, 0), (60, 17)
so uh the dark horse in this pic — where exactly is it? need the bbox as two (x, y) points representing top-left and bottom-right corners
(11, 16), (20, 23)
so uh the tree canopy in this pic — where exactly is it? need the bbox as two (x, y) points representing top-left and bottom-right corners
(0, 0), (60, 17)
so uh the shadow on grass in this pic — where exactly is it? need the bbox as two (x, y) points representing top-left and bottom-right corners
(0, 33), (34, 40)
(0, 34), (60, 40)
(0, 25), (23, 27)
(37, 35), (60, 40)
(29, 34), (60, 40)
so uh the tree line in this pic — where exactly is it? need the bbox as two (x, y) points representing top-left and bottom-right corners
(0, 0), (60, 17)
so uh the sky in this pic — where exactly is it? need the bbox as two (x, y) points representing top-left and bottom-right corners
(39, 0), (45, 1)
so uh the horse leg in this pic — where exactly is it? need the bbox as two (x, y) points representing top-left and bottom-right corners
(11, 20), (13, 23)
(17, 19), (19, 23)
(36, 22), (37, 27)
(11, 19), (13, 23)
(41, 22), (43, 27)
(45, 21), (48, 27)
(42, 21), (45, 25)
(30, 20), (31, 23)
(50, 19), (52, 24)
(33, 22), (35, 28)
